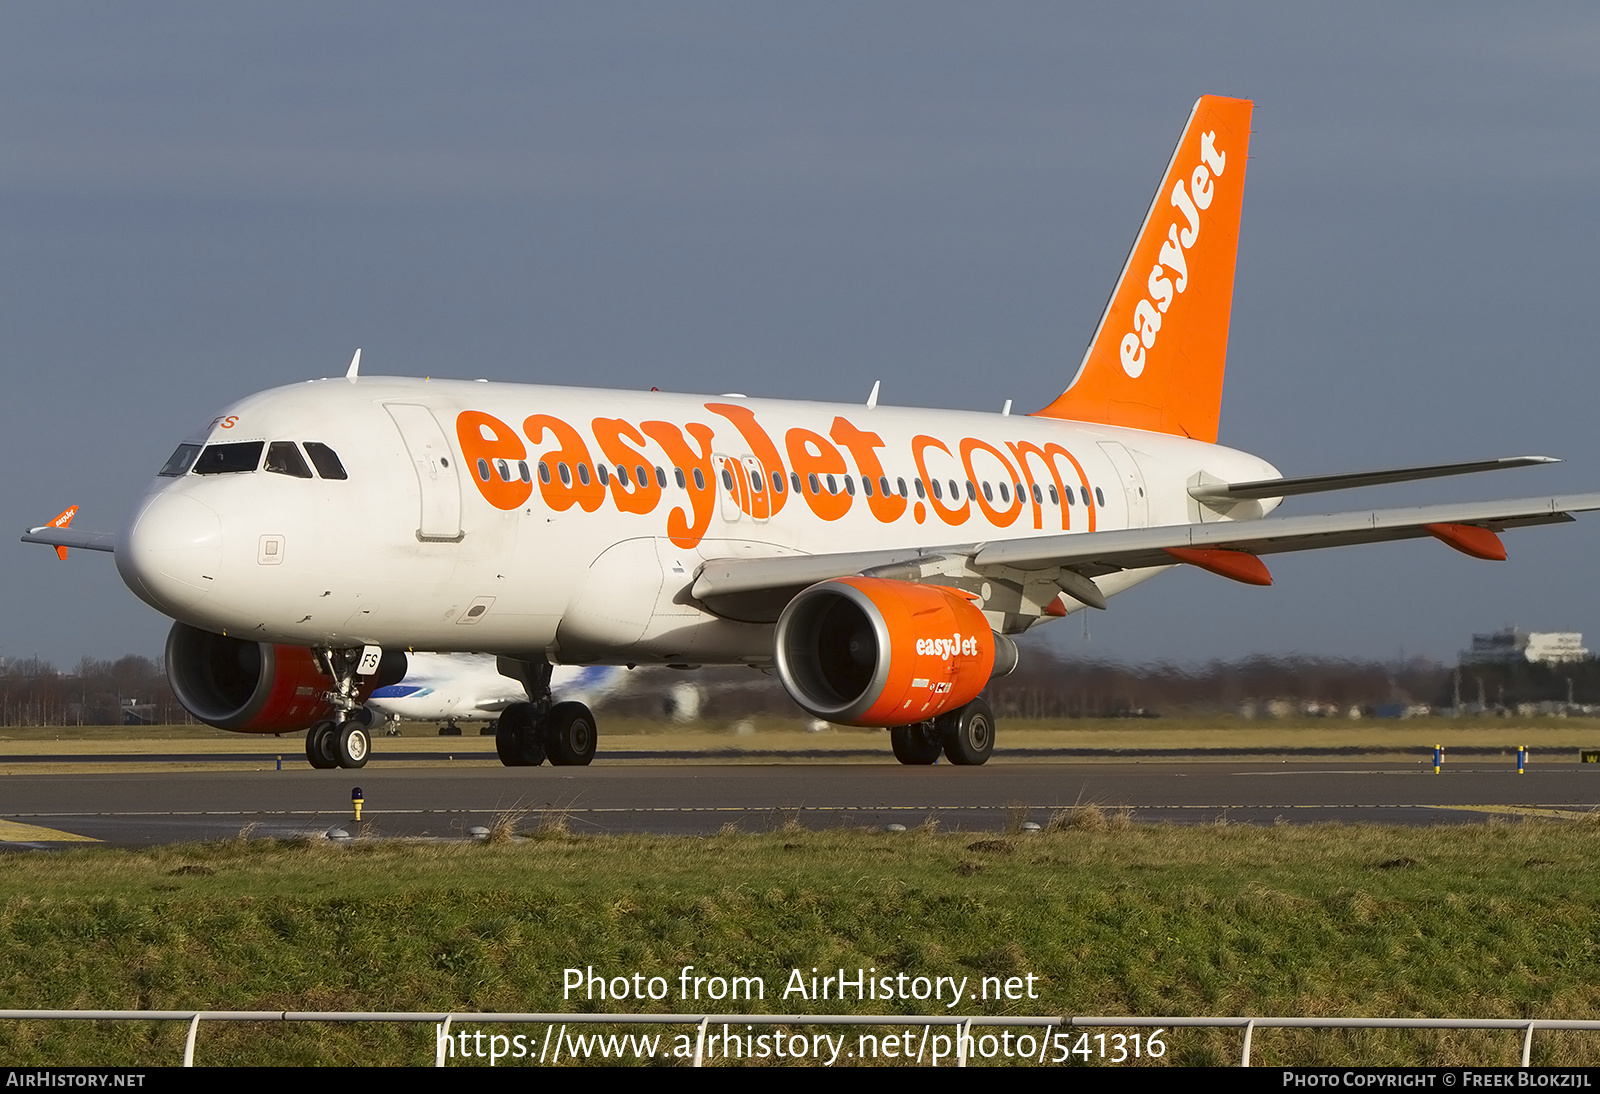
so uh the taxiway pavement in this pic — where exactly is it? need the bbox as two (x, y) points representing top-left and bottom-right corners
(3, 756), (1597, 847)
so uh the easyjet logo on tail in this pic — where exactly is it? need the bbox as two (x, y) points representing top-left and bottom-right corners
(1120, 130), (1227, 378)
(1033, 95), (1253, 445)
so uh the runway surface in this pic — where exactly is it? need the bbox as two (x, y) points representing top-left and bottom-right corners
(4, 755), (1599, 846)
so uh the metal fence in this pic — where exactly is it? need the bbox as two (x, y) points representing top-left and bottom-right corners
(2, 1009), (1597, 1066)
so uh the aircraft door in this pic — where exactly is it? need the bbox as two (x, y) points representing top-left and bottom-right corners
(1098, 441), (1150, 528)
(715, 453), (744, 524)
(385, 403), (464, 542)
(741, 455), (771, 522)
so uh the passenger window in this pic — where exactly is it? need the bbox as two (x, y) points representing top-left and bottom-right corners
(896, 477), (907, 498)
(265, 441), (313, 479)
(862, 476), (874, 497)
(772, 471), (785, 494)
(1049, 486), (1059, 505)
(844, 476), (855, 497)
(655, 466), (667, 488)
(158, 444), (201, 477)
(596, 464), (610, 486)
(303, 442), (348, 480)
(578, 465), (592, 486)
(808, 473), (820, 494)
(674, 467), (686, 489)
(518, 461), (531, 484)
(930, 479), (943, 501)
(999, 483), (1010, 503)
(559, 463), (572, 486)
(194, 441), (264, 475)
(982, 482), (993, 502)
(496, 459), (511, 482)
(1095, 487), (1105, 507)
(476, 459), (491, 482)
(693, 468), (706, 490)
(539, 461), (551, 484)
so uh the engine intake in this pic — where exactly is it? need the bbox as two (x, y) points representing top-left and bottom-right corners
(774, 577), (1015, 726)
(165, 622), (402, 733)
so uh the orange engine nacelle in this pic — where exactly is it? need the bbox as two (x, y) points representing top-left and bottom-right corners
(774, 577), (1015, 727)
(164, 622), (396, 733)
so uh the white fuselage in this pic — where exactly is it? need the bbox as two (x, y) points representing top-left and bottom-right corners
(114, 377), (1280, 664)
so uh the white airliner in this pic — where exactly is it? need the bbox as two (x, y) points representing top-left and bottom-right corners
(364, 653), (622, 736)
(25, 95), (1600, 770)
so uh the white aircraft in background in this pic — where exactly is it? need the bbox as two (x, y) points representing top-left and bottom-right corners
(26, 95), (1600, 770)
(364, 653), (622, 737)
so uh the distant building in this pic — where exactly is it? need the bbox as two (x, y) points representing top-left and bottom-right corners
(1462, 627), (1589, 665)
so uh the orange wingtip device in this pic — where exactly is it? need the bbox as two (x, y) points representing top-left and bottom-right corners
(1164, 546), (1273, 586)
(50, 505), (77, 561)
(1424, 522), (1507, 561)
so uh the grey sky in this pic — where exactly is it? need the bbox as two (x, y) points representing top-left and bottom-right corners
(5, 4), (1599, 668)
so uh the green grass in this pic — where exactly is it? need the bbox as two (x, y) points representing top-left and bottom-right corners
(5, 819), (1600, 1064)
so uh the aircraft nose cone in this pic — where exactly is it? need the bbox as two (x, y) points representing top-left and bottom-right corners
(116, 492), (223, 613)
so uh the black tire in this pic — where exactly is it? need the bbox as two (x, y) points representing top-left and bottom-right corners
(305, 721), (339, 769)
(890, 722), (942, 765)
(336, 719), (371, 769)
(543, 702), (597, 766)
(938, 697), (995, 766)
(495, 702), (545, 767)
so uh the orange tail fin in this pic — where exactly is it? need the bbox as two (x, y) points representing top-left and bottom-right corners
(1034, 95), (1253, 443)
(49, 505), (77, 560)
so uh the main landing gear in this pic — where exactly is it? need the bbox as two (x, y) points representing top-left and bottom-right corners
(494, 657), (598, 768)
(305, 708), (378, 770)
(889, 697), (995, 766)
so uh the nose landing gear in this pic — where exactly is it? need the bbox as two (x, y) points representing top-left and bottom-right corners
(302, 647), (390, 769)
(305, 709), (376, 770)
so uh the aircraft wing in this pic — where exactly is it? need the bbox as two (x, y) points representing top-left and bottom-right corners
(21, 527), (116, 554)
(692, 493), (1600, 613)
(971, 493), (1600, 571)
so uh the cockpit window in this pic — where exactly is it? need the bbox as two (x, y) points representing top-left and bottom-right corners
(303, 442), (348, 480)
(157, 444), (202, 477)
(265, 441), (314, 479)
(193, 441), (264, 475)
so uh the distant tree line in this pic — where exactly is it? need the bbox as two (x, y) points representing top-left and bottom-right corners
(0, 656), (188, 727)
(8, 647), (1600, 727)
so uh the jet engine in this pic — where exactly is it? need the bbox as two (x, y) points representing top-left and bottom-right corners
(164, 622), (403, 733)
(773, 577), (1017, 726)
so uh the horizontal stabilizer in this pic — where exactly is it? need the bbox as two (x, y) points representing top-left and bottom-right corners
(1190, 456), (1559, 502)
(22, 527), (116, 554)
